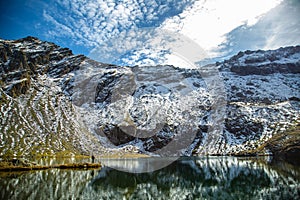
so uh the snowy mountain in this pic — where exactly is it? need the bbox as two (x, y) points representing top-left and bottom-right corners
(0, 36), (299, 158)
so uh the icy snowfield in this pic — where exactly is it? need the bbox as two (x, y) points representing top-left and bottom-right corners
(0, 37), (299, 157)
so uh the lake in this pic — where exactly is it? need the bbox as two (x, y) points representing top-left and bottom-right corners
(0, 156), (299, 199)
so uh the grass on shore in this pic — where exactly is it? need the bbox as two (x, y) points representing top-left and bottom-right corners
(99, 152), (150, 159)
(0, 161), (101, 172)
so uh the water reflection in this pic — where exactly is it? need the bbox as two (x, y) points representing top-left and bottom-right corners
(34, 157), (92, 166)
(99, 157), (179, 173)
(0, 168), (99, 200)
(0, 157), (299, 200)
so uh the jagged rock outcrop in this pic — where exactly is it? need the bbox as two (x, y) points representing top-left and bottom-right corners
(220, 46), (300, 75)
(0, 37), (299, 157)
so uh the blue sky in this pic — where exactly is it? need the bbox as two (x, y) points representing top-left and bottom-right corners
(1, 0), (299, 67)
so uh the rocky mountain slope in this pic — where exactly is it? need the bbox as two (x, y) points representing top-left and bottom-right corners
(0, 37), (299, 157)
(0, 37), (105, 157)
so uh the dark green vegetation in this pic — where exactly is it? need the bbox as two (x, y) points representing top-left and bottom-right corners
(237, 121), (300, 164)
(266, 122), (300, 165)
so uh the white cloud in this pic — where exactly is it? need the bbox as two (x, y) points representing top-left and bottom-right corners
(44, 0), (175, 48)
(262, 0), (300, 50)
(43, 11), (75, 38)
(161, 0), (283, 57)
(43, 0), (292, 67)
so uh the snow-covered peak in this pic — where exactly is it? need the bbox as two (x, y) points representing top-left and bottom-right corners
(0, 37), (299, 158)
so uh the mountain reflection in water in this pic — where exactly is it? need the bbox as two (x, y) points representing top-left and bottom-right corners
(0, 157), (299, 199)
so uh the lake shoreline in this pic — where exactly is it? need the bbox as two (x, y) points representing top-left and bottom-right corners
(0, 152), (151, 172)
(1, 150), (298, 172)
(0, 159), (101, 172)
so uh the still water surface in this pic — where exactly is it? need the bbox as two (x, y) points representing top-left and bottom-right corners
(0, 156), (299, 199)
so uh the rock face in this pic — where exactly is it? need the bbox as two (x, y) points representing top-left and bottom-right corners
(0, 37), (299, 157)
(0, 37), (103, 157)
(218, 47), (300, 156)
(221, 46), (300, 75)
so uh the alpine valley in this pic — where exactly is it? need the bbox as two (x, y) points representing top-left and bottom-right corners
(0, 36), (299, 160)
